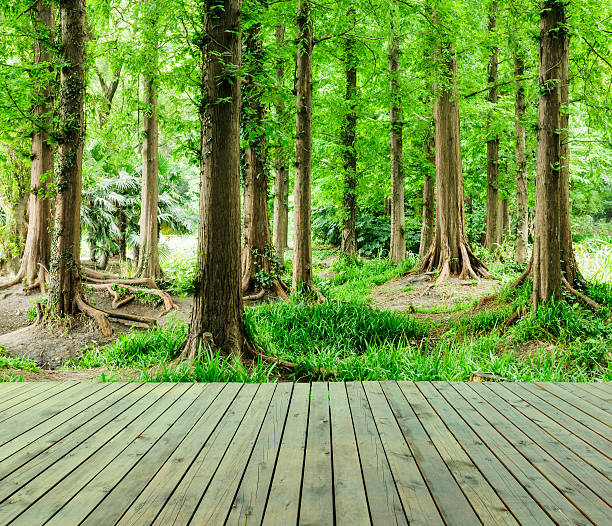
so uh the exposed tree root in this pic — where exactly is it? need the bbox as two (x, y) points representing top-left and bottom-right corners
(74, 292), (113, 337)
(562, 277), (602, 311)
(421, 240), (492, 283)
(86, 282), (176, 315)
(243, 289), (266, 302)
(0, 269), (25, 291)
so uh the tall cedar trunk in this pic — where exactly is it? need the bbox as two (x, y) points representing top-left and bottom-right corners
(138, 18), (162, 280)
(389, 30), (405, 263)
(420, 45), (489, 281)
(419, 130), (435, 259)
(484, 1), (500, 250)
(513, 53), (528, 264)
(341, 11), (357, 256)
(272, 25), (289, 268)
(241, 16), (270, 293)
(497, 197), (509, 243)
(293, 0), (315, 290)
(51, 0), (85, 315)
(184, 0), (243, 357)
(531, 1), (566, 304)
(559, 30), (580, 286)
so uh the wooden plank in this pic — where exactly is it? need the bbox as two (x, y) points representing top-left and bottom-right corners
(536, 382), (612, 425)
(438, 383), (591, 525)
(89, 383), (241, 526)
(398, 381), (515, 525)
(299, 382), (334, 526)
(520, 383), (612, 442)
(0, 383), (176, 525)
(0, 382), (123, 461)
(345, 381), (408, 526)
(568, 383), (612, 413)
(476, 383), (612, 504)
(11, 384), (197, 525)
(455, 383), (611, 525)
(261, 383), (310, 526)
(226, 382), (293, 526)
(0, 382), (31, 400)
(422, 382), (554, 525)
(150, 384), (260, 526)
(492, 383), (612, 480)
(0, 383), (158, 501)
(365, 382), (444, 525)
(189, 384), (278, 525)
(0, 382), (106, 445)
(590, 382), (612, 395)
(504, 383), (612, 459)
(327, 382), (369, 526)
(26, 388), (219, 526)
(0, 382), (69, 419)
(0, 382), (55, 413)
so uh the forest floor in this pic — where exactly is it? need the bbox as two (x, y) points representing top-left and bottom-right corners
(1, 244), (611, 383)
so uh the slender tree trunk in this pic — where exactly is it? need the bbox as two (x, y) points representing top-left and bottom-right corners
(513, 53), (528, 264)
(497, 196), (509, 244)
(118, 206), (127, 262)
(419, 129), (435, 259)
(389, 29), (405, 263)
(420, 44), (489, 281)
(183, 0), (244, 358)
(272, 25), (289, 268)
(341, 9), (357, 256)
(241, 15), (271, 294)
(531, 0), (566, 304)
(484, 1), (500, 250)
(138, 22), (162, 280)
(51, 0), (85, 315)
(292, 0), (315, 291)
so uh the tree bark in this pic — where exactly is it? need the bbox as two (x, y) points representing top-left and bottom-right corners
(292, 0), (316, 291)
(137, 14), (162, 280)
(389, 28), (405, 263)
(272, 25), (289, 269)
(513, 53), (528, 264)
(420, 44), (489, 281)
(484, 1), (500, 250)
(183, 0), (244, 358)
(341, 9), (358, 256)
(531, 0), (566, 304)
(50, 0), (86, 315)
(419, 129), (435, 259)
(241, 13), (271, 294)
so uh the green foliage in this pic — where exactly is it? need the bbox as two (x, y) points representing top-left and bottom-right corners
(0, 347), (39, 374)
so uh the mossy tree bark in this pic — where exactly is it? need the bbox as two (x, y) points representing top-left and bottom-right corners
(513, 52), (529, 264)
(341, 8), (358, 257)
(51, 0), (86, 315)
(182, 0), (244, 358)
(420, 44), (490, 281)
(389, 26), (405, 264)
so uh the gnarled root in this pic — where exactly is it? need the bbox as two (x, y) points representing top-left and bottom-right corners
(421, 240), (491, 283)
(0, 269), (25, 291)
(87, 283), (177, 314)
(243, 289), (266, 302)
(562, 277), (601, 311)
(75, 292), (113, 338)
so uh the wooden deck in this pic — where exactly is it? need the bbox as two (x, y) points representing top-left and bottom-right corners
(0, 381), (610, 525)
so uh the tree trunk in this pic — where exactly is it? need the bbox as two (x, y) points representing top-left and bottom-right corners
(389, 29), (405, 263)
(183, 0), (244, 358)
(497, 197), (509, 244)
(292, 0), (315, 291)
(118, 206), (127, 262)
(138, 21), (162, 280)
(341, 10), (357, 257)
(272, 25), (289, 269)
(513, 53), (528, 264)
(419, 130), (435, 259)
(241, 15), (271, 294)
(484, 1), (499, 250)
(420, 45), (489, 281)
(50, 0), (85, 315)
(531, 0), (566, 304)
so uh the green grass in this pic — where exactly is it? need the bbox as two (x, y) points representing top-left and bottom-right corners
(0, 347), (39, 382)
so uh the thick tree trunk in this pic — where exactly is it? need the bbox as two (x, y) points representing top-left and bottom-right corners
(531, 1), (566, 304)
(272, 25), (289, 268)
(389, 30), (405, 263)
(138, 31), (162, 280)
(341, 12), (357, 256)
(419, 130), (435, 259)
(292, 0), (316, 291)
(183, 0), (244, 358)
(420, 45), (489, 281)
(50, 0), (85, 315)
(513, 53), (528, 264)
(497, 197), (509, 244)
(484, 1), (499, 250)
(241, 16), (271, 294)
